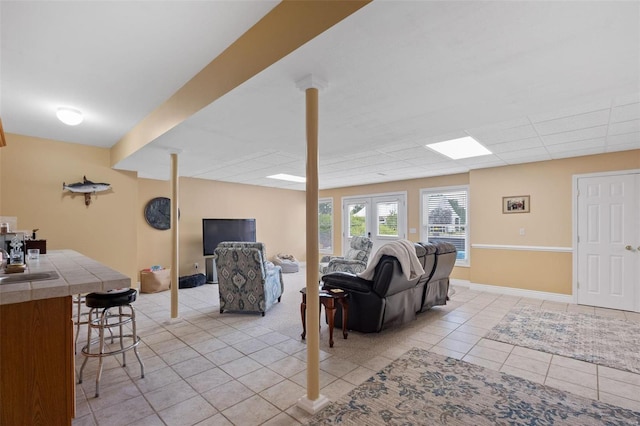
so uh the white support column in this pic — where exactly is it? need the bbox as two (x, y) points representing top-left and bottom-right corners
(170, 152), (180, 319)
(295, 75), (330, 414)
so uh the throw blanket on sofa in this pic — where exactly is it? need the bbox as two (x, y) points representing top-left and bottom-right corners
(358, 239), (425, 281)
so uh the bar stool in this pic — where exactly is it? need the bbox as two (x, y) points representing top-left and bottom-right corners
(78, 288), (145, 397)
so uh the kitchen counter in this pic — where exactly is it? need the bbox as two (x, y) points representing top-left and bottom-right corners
(0, 250), (130, 425)
(0, 249), (130, 305)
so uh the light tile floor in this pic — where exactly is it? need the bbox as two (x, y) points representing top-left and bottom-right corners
(73, 268), (640, 425)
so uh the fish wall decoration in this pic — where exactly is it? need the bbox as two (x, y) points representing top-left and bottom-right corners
(62, 176), (111, 206)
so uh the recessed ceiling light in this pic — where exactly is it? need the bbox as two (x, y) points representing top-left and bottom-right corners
(267, 173), (306, 183)
(56, 107), (83, 126)
(426, 136), (491, 160)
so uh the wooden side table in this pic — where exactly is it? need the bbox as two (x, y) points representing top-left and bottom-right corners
(300, 287), (349, 348)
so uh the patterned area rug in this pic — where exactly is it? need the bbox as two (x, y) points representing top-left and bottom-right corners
(308, 348), (640, 425)
(485, 306), (640, 374)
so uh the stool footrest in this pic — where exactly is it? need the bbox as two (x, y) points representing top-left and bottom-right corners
(81, 336), (141, 358)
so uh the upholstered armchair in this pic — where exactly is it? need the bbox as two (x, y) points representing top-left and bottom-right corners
(319, 236), (373, 275)
(214, 242), (284, 316)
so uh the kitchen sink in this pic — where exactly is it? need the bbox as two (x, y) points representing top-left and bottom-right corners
(0, 271), (60, 284)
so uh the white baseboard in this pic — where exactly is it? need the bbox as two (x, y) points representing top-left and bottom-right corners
(450, 279), (575, 304)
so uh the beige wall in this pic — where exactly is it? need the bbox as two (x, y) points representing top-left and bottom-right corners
(1, 134), (139, 280)
(321, 150), (640, 294)
(1, 135), (307, 284)
(3, 133), (638, 296)
(469, 151), (639, 294)
(137, 176), (307, 278)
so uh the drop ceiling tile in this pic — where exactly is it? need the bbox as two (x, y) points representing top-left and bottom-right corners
(321, 160), (359, 172)
(457, 154), (504, 166)
(610, 103), (640, 123)
(376, 141), (424, 154)
(405, 157), (457, 168)
(504, 154), (554, 165)
(385, 146), (444, 161)
(466, 117), (532, 134)
(469, 161), (510, 170)
(528, 99), (612, 123)
(613, 93), (640, 107)
(422, 167), (469, 176)
(375, 161), (418, 171)
(420, 131), (469, 146)
(605, 142), (640, 153)
(488, 137), (544, 153)
(545, 138), (605, 154)
(607, 132), (640, 146)
(550, 147), (605, 160)
(533, 110), (610, 135)
(542, 125), (608, 145)
(608, 119), (640, 135)
(467, 124), (538, 145)
(496, 147), (550, 161)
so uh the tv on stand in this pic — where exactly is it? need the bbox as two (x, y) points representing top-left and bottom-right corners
(202, 218), (256, 283)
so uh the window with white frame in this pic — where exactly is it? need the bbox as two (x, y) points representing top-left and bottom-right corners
(319, 198), (333, 253)
(420, 186), (468, 265)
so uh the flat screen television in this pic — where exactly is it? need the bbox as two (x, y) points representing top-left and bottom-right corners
(202, 218), (256, 256)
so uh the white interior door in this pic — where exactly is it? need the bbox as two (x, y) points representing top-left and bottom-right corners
(343, 193), (407, 257)
(577, 172), (639, 311)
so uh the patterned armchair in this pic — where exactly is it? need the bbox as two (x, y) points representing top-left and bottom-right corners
(319, 236), (373, 275)
(214, 242), (284, 316)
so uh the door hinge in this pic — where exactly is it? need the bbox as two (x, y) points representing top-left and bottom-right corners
(577, 236), (580, 243)
(577, 281), (580, 289)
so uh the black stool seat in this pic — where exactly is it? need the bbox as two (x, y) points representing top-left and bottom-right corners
(86, 288), (137, 308)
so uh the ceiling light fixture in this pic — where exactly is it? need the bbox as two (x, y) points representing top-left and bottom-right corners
(56, 107), (83, 126)
(426, 136), (492, 160)
(267, 173), (306, 183)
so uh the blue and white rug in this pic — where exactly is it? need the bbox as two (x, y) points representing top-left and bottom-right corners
(308, 348), (640, 425)
(485, 306), (640, 374)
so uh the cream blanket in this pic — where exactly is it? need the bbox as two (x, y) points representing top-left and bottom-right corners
(358, 239), (425, 281)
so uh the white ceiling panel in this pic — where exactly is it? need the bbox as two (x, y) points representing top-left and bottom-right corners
(541, 126), (609, 146)
(607, 132), (640, 147)
(532, 110), (611, 136)
(497, 147), (552, 161)
(488, 137), (544, 154)
(545, 138), (606, 154)
(607, 120), (640, 136)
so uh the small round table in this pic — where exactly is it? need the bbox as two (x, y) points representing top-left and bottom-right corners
(300, 287), (349, 348)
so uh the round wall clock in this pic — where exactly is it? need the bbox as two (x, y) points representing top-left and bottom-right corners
(144, 197), (173, 230)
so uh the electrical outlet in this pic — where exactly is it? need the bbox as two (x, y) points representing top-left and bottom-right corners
(519, 228), (525, 236)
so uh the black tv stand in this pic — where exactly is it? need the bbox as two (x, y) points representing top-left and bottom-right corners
(205, 257), (218, 284)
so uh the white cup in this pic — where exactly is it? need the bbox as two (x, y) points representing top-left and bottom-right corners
(28, 249), (40, 260)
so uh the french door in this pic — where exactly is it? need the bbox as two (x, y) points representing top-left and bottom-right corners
(576, 171), (639, 311)
(342, 193), (407, 257)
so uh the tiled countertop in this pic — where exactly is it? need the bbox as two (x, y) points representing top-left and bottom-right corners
(0, 250), (130, 305)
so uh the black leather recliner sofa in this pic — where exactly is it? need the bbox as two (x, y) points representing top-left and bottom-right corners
(321, 241), (456, 333)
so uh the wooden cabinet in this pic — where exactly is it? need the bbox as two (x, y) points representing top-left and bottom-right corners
(0, 296), (74, 425)
(25, 239), (47, 254)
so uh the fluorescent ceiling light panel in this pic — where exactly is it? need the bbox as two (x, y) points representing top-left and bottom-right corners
(426, 136), (492, 159)
(267, 173), (306, 183)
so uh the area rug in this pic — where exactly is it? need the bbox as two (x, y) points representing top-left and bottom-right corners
(485, 305), (640, 374)
(308, 348), (640, 425)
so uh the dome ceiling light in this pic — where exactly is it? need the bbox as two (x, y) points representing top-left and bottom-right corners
(56, 107), (83, 126)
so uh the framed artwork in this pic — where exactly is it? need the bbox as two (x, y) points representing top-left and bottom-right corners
(503, 195), (530, 214)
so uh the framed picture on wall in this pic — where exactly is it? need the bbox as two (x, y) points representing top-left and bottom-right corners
(503, 195), (530, 213)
